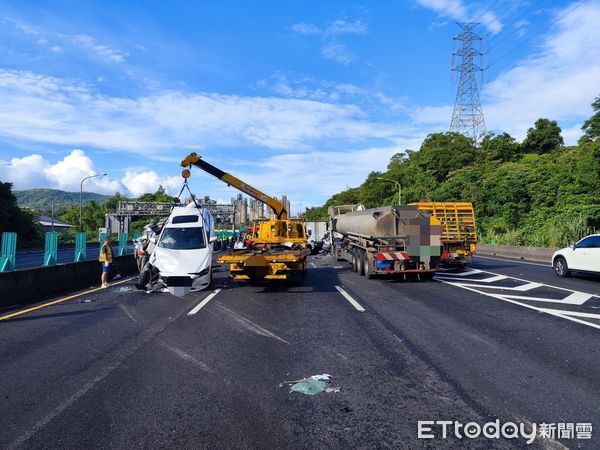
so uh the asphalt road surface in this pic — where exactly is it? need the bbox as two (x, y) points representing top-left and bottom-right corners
(1, 254), (599, 449)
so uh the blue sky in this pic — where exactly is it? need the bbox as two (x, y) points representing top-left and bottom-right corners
(0, 0), (598, 213)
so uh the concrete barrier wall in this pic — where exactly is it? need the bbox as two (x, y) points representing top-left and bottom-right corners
(0, 256), (137, 309)
(477, 244), (558, 264)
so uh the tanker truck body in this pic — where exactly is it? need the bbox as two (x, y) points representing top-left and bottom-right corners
(329, 204), (442, 279)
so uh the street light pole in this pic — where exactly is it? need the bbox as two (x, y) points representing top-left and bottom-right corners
(377, 177), (402, 205)
(80, 173), (107, 232)
(51, 200), (60, 232)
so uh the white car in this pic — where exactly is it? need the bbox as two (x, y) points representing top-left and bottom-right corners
(552, 234), (600, 277)
(149, 204), (216, 296)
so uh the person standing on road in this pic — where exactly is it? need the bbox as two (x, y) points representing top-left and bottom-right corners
(99, 236), (114, 288)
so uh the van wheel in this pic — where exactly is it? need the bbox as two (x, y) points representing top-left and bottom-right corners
(553, 257), (570, 278)
(357, 250), (365, 276)
(364, 253), (374, 279)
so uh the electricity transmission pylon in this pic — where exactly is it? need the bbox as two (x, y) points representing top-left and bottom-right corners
(450, 22), (486, 143)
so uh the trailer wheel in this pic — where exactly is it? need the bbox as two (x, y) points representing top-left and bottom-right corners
(364, 254), (374, 279)
(357, 250), (365, 276)
(352, 250), (359, 272)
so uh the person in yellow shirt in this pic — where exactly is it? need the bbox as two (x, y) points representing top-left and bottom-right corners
(99, 236), (114, 288)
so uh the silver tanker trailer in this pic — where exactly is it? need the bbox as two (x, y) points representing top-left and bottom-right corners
(328, 204), (443, 279)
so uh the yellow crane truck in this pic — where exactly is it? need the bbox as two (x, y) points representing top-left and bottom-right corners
(181, 153), (309, 282)
(409, 201), (477, 265)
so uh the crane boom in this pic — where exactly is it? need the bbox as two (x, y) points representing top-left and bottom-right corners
(181, 153), (288, 220)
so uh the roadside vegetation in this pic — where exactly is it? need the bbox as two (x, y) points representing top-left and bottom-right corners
(0, 185), (177, 248)
(3, 96), (599, 249)
(306, 95), (600, 248)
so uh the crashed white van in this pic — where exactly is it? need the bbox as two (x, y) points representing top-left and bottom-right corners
(148, 204), (216, 296)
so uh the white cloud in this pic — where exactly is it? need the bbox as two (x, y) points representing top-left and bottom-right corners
(72, 34), (127, 63)
(415, 0), (502, 33)
(290, 19), (368, 37)
(290, 18), (368, 65)
(6, 18), (41, 36)
(290, 23), (321, 35)
(328, 19), (368, 36)
(183, 142), (423, 211)
(410, 1), (599, 143)
(0, 69), (405, 155)
(513, 19), (530, 38)
(265, 71), (368, 102)
(483, 0), (600, 140)
(120, 170), (181, 197)
(321, 41), (355, 65)
(0, 149), (178, 196)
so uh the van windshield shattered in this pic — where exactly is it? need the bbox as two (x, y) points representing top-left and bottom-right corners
(159, 227), (206, 250)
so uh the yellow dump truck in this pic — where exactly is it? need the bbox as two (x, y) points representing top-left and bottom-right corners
(409, 201), (477, 265)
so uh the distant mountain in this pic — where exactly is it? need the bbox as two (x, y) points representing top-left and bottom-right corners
(14, 189), (110, 211)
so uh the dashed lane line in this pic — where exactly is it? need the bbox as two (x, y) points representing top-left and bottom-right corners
(188, 289), (222, 315)
(0, 277), (135, 322)
(335, 285), (365, 312)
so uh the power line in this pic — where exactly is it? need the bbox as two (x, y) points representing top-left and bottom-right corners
(487, 0), (561, 51)
(488, 1), (582, 69)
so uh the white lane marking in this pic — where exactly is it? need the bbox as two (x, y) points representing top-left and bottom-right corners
(436, 269), (482, 277)
(538, 308), (600, 320)
(477, 274), (509, 283)
(217, 304), (290, 344)
(436, 279), (600, 331)
(497, 294), (592, 305)
(335, 285), (365, 312)
(475, 254), (551, 268)
(156, 339), (211, 372)
(188, 289), (222, 315)
(118, 303), (138, 323)
(436, 274), (508, 283)
(451, 281), (544, 291)
(562, 291), (595, 305)
(440, 267), (594, 296)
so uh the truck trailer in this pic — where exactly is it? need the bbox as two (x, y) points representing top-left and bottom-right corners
(329, 204), (442, 279)
(409, 201), (477, 265)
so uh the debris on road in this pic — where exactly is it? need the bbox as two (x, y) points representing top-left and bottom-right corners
(78, 298), (96, 303)
(280, 374), (340, 396)
(117, 286), (134, 293)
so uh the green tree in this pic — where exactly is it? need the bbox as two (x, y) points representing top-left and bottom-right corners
(580, 95), (600, 143)
(414, 132), (477, 182)
(137, 185), (179, 203)
(480, 132), (520, 162)
(0, 182), (43, 245)
(103, 192), (130, 212)
(521, 118), (564, 154)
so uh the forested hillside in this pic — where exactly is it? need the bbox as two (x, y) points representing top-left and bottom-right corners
(307, 96), (600, 248)
(15, 189), (109, 210)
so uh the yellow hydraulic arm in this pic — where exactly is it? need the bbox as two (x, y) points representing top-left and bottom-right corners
(181, 153), (288, 220)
